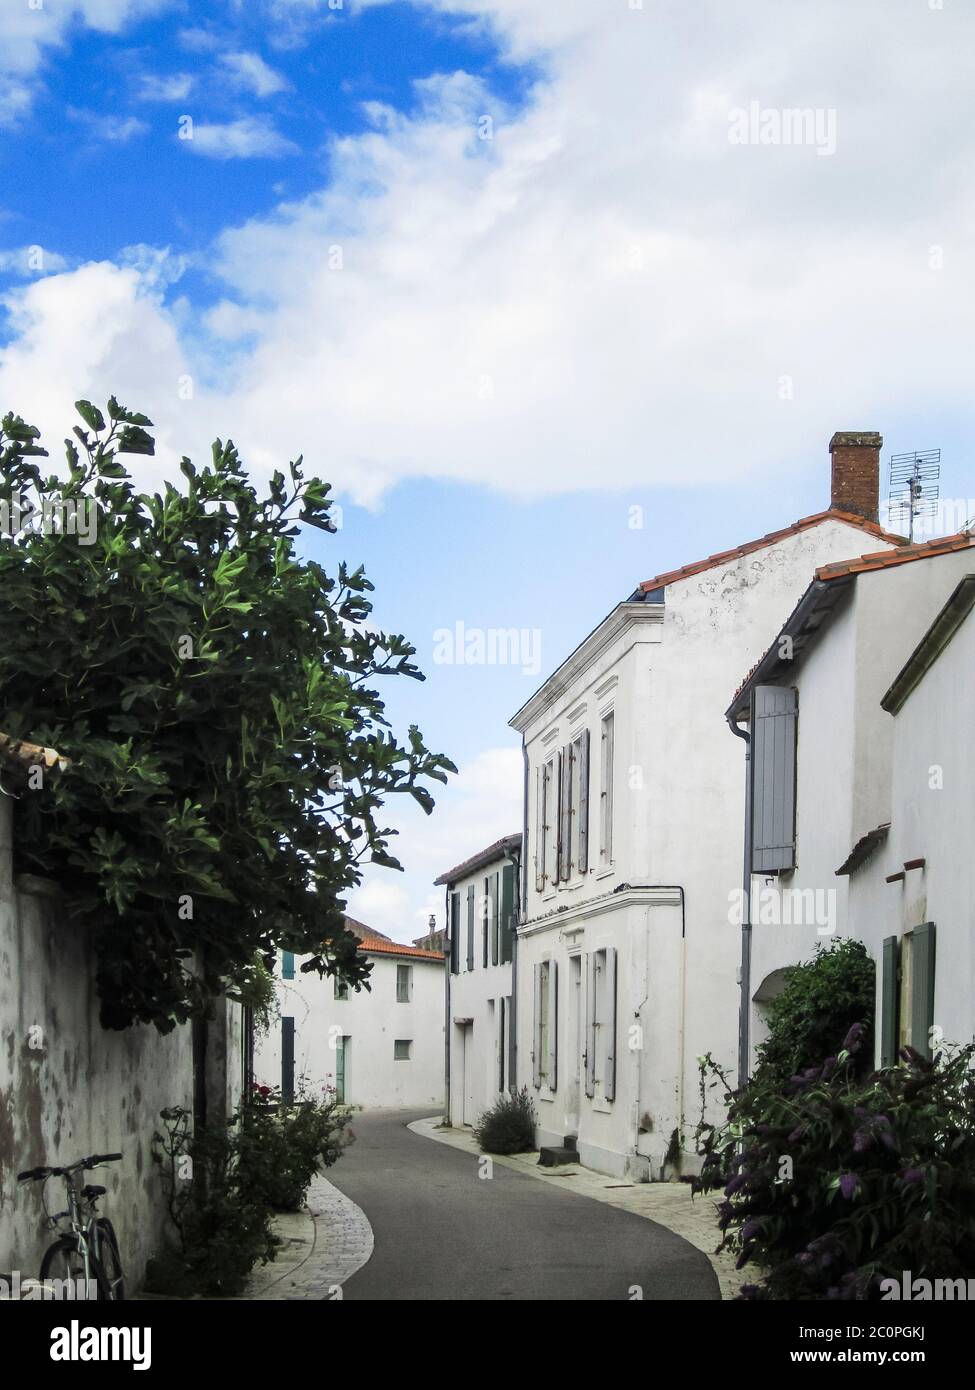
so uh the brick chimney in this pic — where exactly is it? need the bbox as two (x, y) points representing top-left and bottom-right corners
(829, 431), (882, 524)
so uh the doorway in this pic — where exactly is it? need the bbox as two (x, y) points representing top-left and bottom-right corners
(335, 1035), (350, 1103)
(461, 1023), (475, 1125)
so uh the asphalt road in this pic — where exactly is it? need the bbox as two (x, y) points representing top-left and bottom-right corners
(326, 1109), (719, 1301)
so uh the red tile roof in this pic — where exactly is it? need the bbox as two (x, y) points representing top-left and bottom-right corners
(637, 508), (908, 594)
(815, 532), (975, 582)
(357, 936), (445, 962)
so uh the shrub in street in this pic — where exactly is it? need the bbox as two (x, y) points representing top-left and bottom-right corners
(473, 1086), (537, 1155)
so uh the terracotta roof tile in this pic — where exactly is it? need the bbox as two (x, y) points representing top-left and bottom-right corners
(357, 936), (444, 961)
(638, 509), (908, 594)
(816, 532), (975, 582)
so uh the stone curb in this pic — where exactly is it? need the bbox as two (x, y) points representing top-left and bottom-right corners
(408, 1116), (746, 1300)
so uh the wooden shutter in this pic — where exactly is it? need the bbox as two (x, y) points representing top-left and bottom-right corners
(466, 884), (475, 972)
(749, 685), (798, 874)
(482, 878), (489, 967)
(532, 964), (542, 1088)
(281, 950), (295, 980)
(449, 891), (460, 974)
(498, 997), (506, 1090)
(547, 960), (558, 1092)
(585, 952), (596, 1097)
(281, 1016), (295, 1102)
(910, 924), (936, 1060)
(490, 871), (499, 965)
(558, 747), (573, 880)
(881, 935), (899, 1066)
(603, 947), (617, 1100)
(578, 730), (590, 874)
(499, 863), (514, 964)
(534, 766), (545, 892)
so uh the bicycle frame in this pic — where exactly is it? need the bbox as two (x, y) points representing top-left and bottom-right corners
(46, 1168), (104, 1298)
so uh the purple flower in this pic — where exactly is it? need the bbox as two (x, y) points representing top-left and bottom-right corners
(839, 1172), (859, 1200)
(898, 1167), (924, 1185)
(741, 1219), (762, 1241)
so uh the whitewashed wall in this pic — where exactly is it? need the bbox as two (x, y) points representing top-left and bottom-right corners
(0, 798), (241, 1291)
(257, 950), (444, 1110)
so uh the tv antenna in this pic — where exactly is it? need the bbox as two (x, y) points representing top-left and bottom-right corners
(888, 449), (940, 542)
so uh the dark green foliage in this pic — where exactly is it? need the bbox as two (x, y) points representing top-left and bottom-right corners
(236, 1083), (352, 1212)
(694, 1032), (975, 1300)
(473, 1086), (536, 1155)
(0, 400), (455, 1030)
(753, 938), (876, 1087)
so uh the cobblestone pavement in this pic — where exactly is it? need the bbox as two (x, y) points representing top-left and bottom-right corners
(409, 1116), (746, 1300)
(239, 1172), (374, 1301)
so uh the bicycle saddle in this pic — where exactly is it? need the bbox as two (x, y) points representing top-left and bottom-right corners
(82, 1184), (107, 1199)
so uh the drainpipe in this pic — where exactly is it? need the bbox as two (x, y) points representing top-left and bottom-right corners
(443, 884), (451, 1125)
(727, 713), (752, 1086)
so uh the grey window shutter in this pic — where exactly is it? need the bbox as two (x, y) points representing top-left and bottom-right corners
(449, 891), (460, 974)
(466, 884), (475, 971)
(499, 863), (514, 964)
(881, 935), (899, 1066)
(547, 960), (558, 1092)
(482, 878), (489, 967)
(498, 997), (506, 1090)
(558, 747), (571, 881)
(910, 924), (936, 1060)
(507, 993), (516, 1091)
(603, 947), (617, 1101)
(281, 1016), (295, 1103)
(490, 871), (499, 965)
(532, 964), (542, 1088)
(749, 685), (798, 874)
(585, 953), (596, 1097)
(534, 766), (545, 892)
(578, 729), (590, 874)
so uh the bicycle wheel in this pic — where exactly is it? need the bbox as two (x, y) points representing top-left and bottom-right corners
(39, 1237), (89, 1296)
(94, 1218), (126, 1301)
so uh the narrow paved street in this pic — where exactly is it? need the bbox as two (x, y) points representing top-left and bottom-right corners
(327, 1110), (719, 1301)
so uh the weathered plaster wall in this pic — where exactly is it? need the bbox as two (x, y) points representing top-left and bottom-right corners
(0, 797), (239, 1290)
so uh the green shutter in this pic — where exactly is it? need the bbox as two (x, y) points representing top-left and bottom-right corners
(910, 924), (937, 1060)
(282, 950), (295, 980)
(500, 863), (515, 964)
(881, 936), (899, 1067)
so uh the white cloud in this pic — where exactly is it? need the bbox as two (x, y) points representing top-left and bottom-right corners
(68, 107), (149, 141)
(137, 71), (194, 102)
(0, 245), (69, 276)
(184, 115), (298, 159)
(346, 745), (523, 943)
(219, 51), (290, 98)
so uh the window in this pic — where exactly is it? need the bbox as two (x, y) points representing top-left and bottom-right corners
(749, 685), (798, 874)
(396, 963), (412, 1002)
(599, 712), (615, 866)
(334, 976), (349, 1001)
(882, 925), (936, 1065)
(533, 960), (558, 1090)
(394, 1039), (412, 1061)
(585, 948), (617, 1101)
(559, 731), (590, 881)
(281, 950), (295, 980)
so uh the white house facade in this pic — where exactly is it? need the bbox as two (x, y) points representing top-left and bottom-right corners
(726, 533), (975, 1071)
(510, 432), (908, 1180)
(256, 916), (445, 1109)
(437, 834), (520, 1128)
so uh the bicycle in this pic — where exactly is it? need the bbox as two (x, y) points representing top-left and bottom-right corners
(18, 1152), (126, 1301)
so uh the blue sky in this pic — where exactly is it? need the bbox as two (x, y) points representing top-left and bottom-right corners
(2, 0), (974, 938)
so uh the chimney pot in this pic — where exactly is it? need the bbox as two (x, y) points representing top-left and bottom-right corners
(829, 430), (882, 524)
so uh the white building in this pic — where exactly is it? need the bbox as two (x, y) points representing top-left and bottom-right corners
(256, 916), (445, 1109)
(509, 432), (908, 1180)
(436, 834), (521, 1127)
(727, 532), (975, 1070)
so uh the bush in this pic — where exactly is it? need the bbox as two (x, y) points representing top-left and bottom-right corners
(694, 1030), (975, 1300)
(147, 1107), (279, 1298)
(753, 938), (875, 1088)
(236, 1083), (353, 1212)
(473, 1087), (536, 1155)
